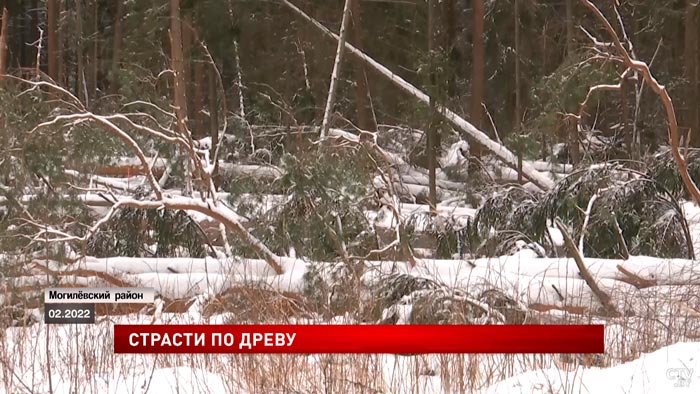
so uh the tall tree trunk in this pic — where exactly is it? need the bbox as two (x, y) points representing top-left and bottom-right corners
(566, 0), (580, 163)
(170, 0), (188, 136)
(621, 77), (631, 155)
(110, 0), (124, 93)
(565, 0), (575, 56)
(47, 0), (58, 80)
(182, 13), (193, 130)
(57, 0), (65, 85)
(320, 0), (353, 139)
(170, 0), (191, 196)
(442, 0), (457, 96)
(685, 0), (699, 146)
(76, 0), (86, 102)
(90, 0), (99, 99)
(427, 0), (442, 211)
(208, 66), (219, 175)
(514, 0), (521, 133)
(349, 0), (376, 133)
(470, 0), (485, 157)
(0, 7), (9, 80)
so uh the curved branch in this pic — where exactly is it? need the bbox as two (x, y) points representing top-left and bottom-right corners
(580, 0), (700, 205)
(32, 113), (164, 199)
(112, 196), (284, 275)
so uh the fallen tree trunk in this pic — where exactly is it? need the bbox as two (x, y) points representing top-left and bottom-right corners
(24, 253), (700, 316)
(78, 161), (284, 180)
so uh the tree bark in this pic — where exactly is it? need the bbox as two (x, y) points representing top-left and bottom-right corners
(470, 0), (486, 157)
(47, 0), (58, 80)
(182, 13), (194, 129)
(685, 0), (699, 146)
(514, 0), (521, 133)
(110, 0), (124, 93)
(320, 0), (353, 139)
(442, 0), (457, 96)
(565, 0), (575, 56)
(76, 0), (86, 102)
(208, 66), (219, 175)
(57, 0), (65, 85)
(427, 0), (442, 210)
(170, 0), (188, 136)
(0, 7), (9, 81)
(90, 0), (99, 99)
(283, 0), (555, 190)
(349, 0), (376, 132)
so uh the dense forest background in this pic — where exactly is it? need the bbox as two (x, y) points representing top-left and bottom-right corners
(2, 0), (700, 277)
(1, 0), (698, 158)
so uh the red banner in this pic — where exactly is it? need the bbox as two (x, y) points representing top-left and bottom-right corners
(114, 324), (604, 354)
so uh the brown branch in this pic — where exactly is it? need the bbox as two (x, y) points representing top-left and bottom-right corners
(112, 196), (284, 274)
(616, 264), (656, 289)
(282, 0), (555, 191)
(555, 218), (620, 317)
(580, 0), (700, 205)
(31, 261), (136, 288)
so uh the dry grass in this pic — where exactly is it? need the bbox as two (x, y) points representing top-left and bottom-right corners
(1, 257), (699, 394)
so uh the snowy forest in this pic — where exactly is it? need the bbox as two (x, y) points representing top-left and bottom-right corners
(1, 0), (700, 392)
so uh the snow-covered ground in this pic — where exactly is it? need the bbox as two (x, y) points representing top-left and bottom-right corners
(2, 312), (698, 393)
(483, 342), (700, 393)
(3, 198), (700, 392)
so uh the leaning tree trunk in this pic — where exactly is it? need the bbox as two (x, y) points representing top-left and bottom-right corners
(685, 0), (699, 146)
(320, 0), (352, 139)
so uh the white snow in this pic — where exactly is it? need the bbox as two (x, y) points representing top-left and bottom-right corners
(483, 341), (700, 393)
(3, 313), (698, 394)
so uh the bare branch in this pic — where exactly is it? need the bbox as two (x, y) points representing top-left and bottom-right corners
(555, 218), (620, 317)
(580, 0), (700, 205)
(31, 112), (164, 200)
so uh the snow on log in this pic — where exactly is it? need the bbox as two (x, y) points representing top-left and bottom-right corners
(32, 253), (700, 315)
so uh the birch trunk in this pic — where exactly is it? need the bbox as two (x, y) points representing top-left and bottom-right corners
(320, 0), (352, 139)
